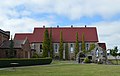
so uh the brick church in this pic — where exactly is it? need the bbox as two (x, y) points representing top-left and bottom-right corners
(0, 29), (31, 58)
(14, 26), (106, 61)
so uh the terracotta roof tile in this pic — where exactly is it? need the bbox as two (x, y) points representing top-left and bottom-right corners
(0, 40), (25, 49)
(14, 27), (99, 43)
(98, 43), (106, 50)
(14, 33), (33, 43)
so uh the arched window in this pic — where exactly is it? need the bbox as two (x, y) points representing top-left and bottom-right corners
(79, 43), (81, 51)
(40, 44), (42, 52)
(70, 44), (74, 53)
(96, 48), (99, 57)
(54, 44), (58, 53)
(31, 43), (36, 49)
(86, 43), (89, 51)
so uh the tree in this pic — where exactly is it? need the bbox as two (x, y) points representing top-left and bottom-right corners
(59, 31), (64, 60)
(42, 29), (50, 57)
(32, 52), (40, 58)
(88, 44), (95, 52)
(81, 33), (85, 53)
(49, 28), (53, 58)
(65, 43), (69, 60)
(75, 32), (79, 58)
(9, 37), (15, 58)
(110, 46), (118, 65)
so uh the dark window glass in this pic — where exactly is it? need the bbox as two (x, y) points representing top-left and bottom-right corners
(55, 44), (58, 53)
(86, 44), (89, 51)
(40, 44), (42, 52)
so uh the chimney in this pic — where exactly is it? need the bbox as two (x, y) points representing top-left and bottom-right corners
(43, 25), (45, 28)
(85, 25), (87, 27)
(57, 25), (59, 28)
(71, 25), (73, 28)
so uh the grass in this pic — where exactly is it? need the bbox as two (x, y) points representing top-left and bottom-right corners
(0, 60), (120, 76)
(109, 60), (120, 65)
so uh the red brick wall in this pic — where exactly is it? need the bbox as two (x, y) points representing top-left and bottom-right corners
(0, 38), (31, 58)
(21, 39), (31, 58)
(16, 49), (24, 58)
(0, 33), (2, 44)
(0, 33), (9, 44)
(0, 49), (7, 58)
(2, 34), (9, 41)
(0, 49), (27, 58)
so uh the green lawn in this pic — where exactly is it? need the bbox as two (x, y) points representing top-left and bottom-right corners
(0, 61), (120, 76)
(109, 60), (120, 65)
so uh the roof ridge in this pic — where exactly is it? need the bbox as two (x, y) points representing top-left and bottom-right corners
(34, 27), (96, 29)
(15, 33), (32, 34)
(14, 26), (98, 43)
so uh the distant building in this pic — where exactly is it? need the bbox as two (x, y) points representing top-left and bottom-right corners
(91, 43), (106, 62)
(0, 29), (31, 58)
(107, 49), (120, 60)
(0, 29), (10, 44)
(14, 26), (106, 61)
(0, 38), (31, 58)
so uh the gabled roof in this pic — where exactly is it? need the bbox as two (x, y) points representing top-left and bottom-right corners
(14, 33), (33, 43)
(0, 29), (10, 36)
(14, 27), (99, 43)
(0, 40), (25, 49)
(98, 43), (106, 50)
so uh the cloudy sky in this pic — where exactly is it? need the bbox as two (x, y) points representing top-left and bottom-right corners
(0, 0), (120, 49)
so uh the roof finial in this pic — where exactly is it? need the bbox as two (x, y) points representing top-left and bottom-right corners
(57, 25), (59, 28)
(43, 25), (45, 28)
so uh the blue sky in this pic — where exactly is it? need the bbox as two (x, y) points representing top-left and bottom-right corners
(1, 0), (120, 49)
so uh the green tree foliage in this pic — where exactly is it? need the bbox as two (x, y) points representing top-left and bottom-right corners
(65, 43), (69, 60)
(59, 31), (64, 60)
(42, 29), (50, 57)
(32, 52), (40, 58)
(88, 44), (95, 52)
(110, 46), (119, 65)
(9, 37), (15, 58)
(75, 32), (79, 58)
(81, 33), (85, 53)
(49, 28), (53, 58)
(83, 57), (91, 63)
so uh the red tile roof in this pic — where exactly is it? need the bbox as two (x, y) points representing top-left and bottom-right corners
(98, 43), (106, 50)
(14, 33), (33, 43)
(14, 27), (99, 43)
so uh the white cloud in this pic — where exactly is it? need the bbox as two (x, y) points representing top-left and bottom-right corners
(21, 0), (120, 20)
(0, 0), (120, 49)
(91, 21), (120, 49)
(1, 0), (120, 20)
(1, 17), (55, 36)
(0, 0), (56, 36)
(69, 21), (120, 49)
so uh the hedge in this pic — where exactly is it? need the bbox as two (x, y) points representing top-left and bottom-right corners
(0, 57), (52, 68)
(83, 57), (91, 63)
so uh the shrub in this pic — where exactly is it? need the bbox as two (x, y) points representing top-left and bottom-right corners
(0, 58), (52, 68)
(32, 52), (40, 58)
(83, 57), (91, 63)
(71, 56), (75, 60)
(97, 59), (103, 64)
(54, 56), (59, 60)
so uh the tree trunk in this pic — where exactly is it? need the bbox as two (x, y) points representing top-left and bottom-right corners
(115, 56), (118, 65)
